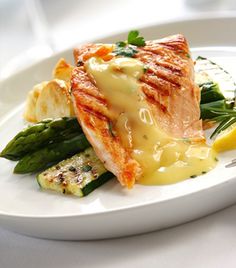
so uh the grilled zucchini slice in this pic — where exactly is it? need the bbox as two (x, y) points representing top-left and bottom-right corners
(37, 147), (114, 197)
(195, 56), (236, 102)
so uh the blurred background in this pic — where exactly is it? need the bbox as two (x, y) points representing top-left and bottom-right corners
(1, 0), (236, 80)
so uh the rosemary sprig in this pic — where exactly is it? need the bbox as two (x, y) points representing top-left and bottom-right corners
(203, 107), (236, 138)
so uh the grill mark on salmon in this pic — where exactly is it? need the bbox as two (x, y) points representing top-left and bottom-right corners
(77, 90), (107, 106)
(137, 49), (183, 76)
(136, 47), (184, 89)
(79, 104), (109, 123)
(140, 74), (171, 94)
(145, 93), (168, 113)
(141, 83), (170, 111)
(144, 67), (180, 88)
(72, 67), (105, 100)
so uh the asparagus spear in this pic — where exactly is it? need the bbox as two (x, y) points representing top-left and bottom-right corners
(14, 133), (90, 174)
(0, 117), (81, 160)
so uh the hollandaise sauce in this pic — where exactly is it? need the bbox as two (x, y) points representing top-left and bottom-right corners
(85, 57), (217, 185)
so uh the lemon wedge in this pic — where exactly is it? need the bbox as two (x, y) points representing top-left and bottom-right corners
(212, 123), (236, 152)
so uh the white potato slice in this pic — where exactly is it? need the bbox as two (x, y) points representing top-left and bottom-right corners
(53, 58), (74, 83)
(35, 79), (75, 121)
(23, 82), (47, 122)
(24, 59), (75, 123)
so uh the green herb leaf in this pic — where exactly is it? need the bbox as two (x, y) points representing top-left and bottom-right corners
(113, 30), (146, 57)
(210, 117), (236, 139)
(128, 30), (139, 42)
(143, 65), (149, 73)
(108, 121), (116, 137)
(116, 41), (126, 47)
(113, 45), (138, 58)
(128, 30), (146, 47)
(202, 106), (236, 138)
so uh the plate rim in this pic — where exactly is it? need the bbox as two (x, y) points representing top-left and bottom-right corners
(0, 175), (235, 219)
(1, 11), (236, 83)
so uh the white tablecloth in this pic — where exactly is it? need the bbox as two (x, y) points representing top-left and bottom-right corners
(1, 204), (236, 268)
(1, 0), (236, 267)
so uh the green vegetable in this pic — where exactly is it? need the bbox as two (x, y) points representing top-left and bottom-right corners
(108, 121), (116, 137)
(195, 56), (236, 101)
(14, 134), (90, 174)
(143, 65), (149, 73)
(200, 100), (227, 120)
(113, 43), (138, 57)
(113, 30), (145, 58)
(196, 56), (236, 138)
(0, 117), (81, 161)
(203, 107), (236, 138)
(127, 30), (146, 47)
(37, 147), (114, 197)
(199, 81), (225, 104)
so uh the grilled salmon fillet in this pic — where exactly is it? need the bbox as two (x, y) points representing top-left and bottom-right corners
(71, 34), (204, 188)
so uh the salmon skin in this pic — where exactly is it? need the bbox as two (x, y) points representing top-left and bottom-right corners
(71, 34), (204, 188)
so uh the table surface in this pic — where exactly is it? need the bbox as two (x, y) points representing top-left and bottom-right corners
(1, 0), (236, 267)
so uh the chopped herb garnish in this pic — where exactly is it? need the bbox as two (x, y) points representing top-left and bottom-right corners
(108, 121), (116, 137)
(215, 157), (219, 162)
(116, 41), (126, 48)
(190, 175), (197, 178)
(81, 165), (92, 172)
(113, 44), (138, 58)
(127, 30), (146, 47)
(143, 134), (148, 140)
(179, 50), (191, 58)
(202, 171), (207, 174)
(113, 30), (146, 58)
(182, 138), (191, 143)
(143, 65), (149, 73)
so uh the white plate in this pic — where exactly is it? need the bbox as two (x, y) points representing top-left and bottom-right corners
(1, 14), (236, 240)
